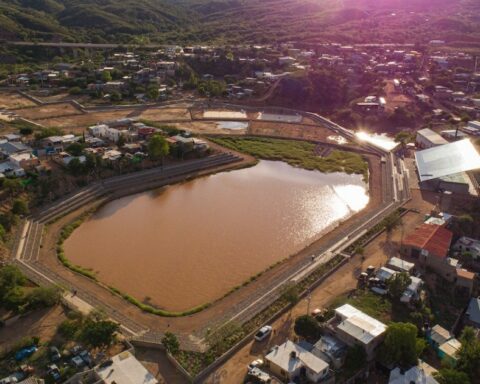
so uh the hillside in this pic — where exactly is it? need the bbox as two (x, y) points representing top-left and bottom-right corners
(0, 0), (479, 45)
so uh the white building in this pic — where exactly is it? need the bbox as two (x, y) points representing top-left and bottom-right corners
(94, 351), (158, 384)
(388, 361), (439, 384)
(415, 128), (448, 149)
(332, 304), (387, 360)
(265, 340), (330, 383)
(453, 236), (480, 260)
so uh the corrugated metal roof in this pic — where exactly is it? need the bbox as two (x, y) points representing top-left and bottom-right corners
(403, 224), (452, 258)
(415, 139), (480, 182)
(466, 297), (480, 325)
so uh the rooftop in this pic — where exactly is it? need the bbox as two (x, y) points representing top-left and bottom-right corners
(430, 324), (452, 345)
(95, 350), (157, 384)
(265, 340), (329, 375)
(466, 297), (480, 325)
(403, 224), (453, 258)
(417, 128), (448, 146)
(388, 361), (439, 384)
(335, 304), (387, 345)
(387, 257), (414, 272)
(415, 139), (480, 182)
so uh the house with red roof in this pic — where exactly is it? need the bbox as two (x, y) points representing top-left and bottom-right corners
(402, 224), (455, 280)
(402, 224), (477, 292)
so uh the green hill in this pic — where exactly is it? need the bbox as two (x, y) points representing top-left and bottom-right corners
(0, 0), (479, 45)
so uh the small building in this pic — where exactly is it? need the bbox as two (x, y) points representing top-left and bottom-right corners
(427, 324), (452, 352)
(94, 350), (158, 384)
(265, 340), (330, 383)
(453, 237), (480, 260)
(387, 257), (415, 274)
(455, 269), (475, 296)
(330, 304), (387, 360)
(402, 224), (452, 266)
(400, 276), (423, 304)
(0, 141), (30, 158)
(415, 128), (448, 149)
(464, 297), (480, 329)
(311, 335), (347, 369)
(9, 152), (39, 169)
(438, 338), (461, 366)
(388, 360), (439, 384)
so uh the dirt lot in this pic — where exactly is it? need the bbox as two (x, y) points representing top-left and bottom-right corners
(37, 109), (137, 131)
(0, 92), (36, 109)
(248, 121), (358, 150)
(383, 80), (413, 113)
(0, 305), (67, 355)
(15, 103), (82, 120)
(138, 107), (191, 121)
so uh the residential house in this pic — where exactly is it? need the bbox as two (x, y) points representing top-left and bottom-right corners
(401, 224), (454, 280)
(387, 257), (415, 274)
(427, 324), (461, 365)
(94, 350), (157, 384)
(464, 297), (480, 329)
(453, 237), (480, 260)
(0, 141), (30, 159)
(311, 335), (347, 369)
(427, 325), (452, 353)
(455, 269), (475, 296)
(415, 128), (448, 149)
(328, 304), (387, 360)
(265, 340), (331, 383)
(400, 276), (423, 304)
(438, 338), (461, 366)
(9, 152), (39, 169)
(388, 361), (439, 384)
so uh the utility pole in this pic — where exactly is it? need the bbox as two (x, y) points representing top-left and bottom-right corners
(306, 291), (312, 316)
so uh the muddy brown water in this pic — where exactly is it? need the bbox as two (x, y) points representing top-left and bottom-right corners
(64, 160), (368, 311)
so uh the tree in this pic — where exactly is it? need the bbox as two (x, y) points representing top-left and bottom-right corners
(146, 85), (159, 100)
(147, 134), (169, 163)
(19, 127), (33, 136)
(0, 265), (26, 296)
(66, 142), (85, 157)
(387, 272), (411, 300)
(0, 223), (5, 241)
(380, 322), (423, 368)
(457, 327), (480, 381)
(67, 158), (86, 176)
(3, 178), (23, 197)
(383, 211), (402, 232)
(81, 318), (119, 347)
(294, 315), (320, 340)
(344, 345), (367, 374)
(117, 134), (126, 148)
(281, 282), (299, 306)
(435, 369), (470, 384)
(162, 332), (180, 355)
(25, 286), (62, 309)
(12, 198), (29, 216)
(102, 70), (112, 82)
(394, 131), (413, 147)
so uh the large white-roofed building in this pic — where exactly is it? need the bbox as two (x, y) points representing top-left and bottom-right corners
(330, 304), (387, 360)
(414, 139), (480, 194)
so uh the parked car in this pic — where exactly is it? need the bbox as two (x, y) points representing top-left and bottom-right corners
(70, 345), (82, 356)
(15, 346), (37, 361)
(50, 346), (61, 362)
(47, 364), (61, 382)
(0, 377), (18, 384)
(254, 326), (272, 342)
(71, 355), (85, 369)
(248, 358), (264, 371)
(79, 350), (93, 367)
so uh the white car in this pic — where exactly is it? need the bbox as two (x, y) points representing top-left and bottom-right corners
(248, 358), (264, 371)
(254, 326), (272, 341)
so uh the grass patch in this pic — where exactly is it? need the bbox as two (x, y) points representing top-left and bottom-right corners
(329, 290), (393, 323)
(210, 136), (368, 180)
